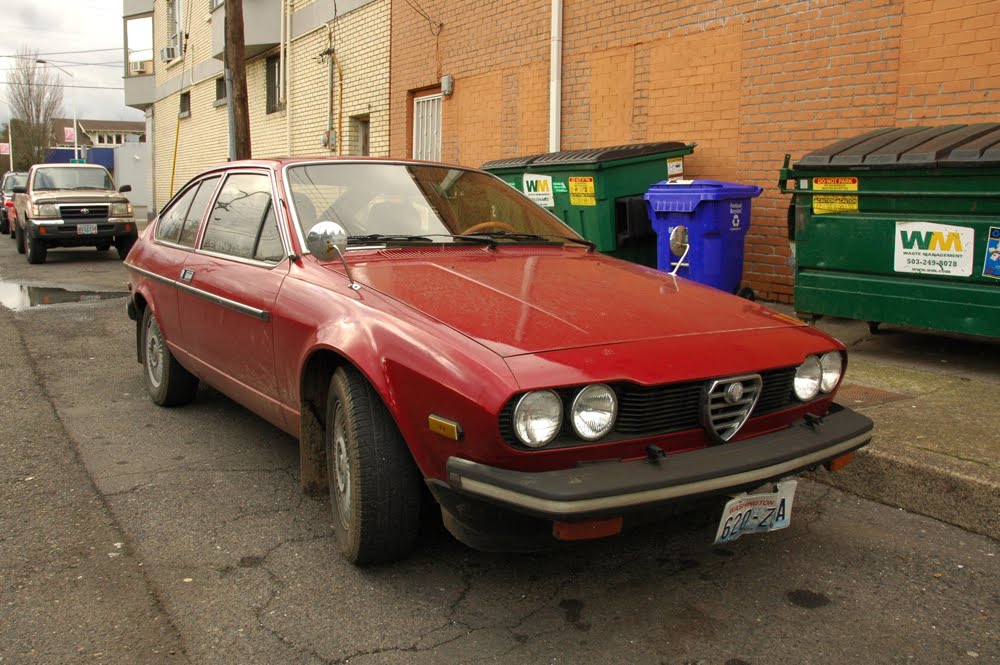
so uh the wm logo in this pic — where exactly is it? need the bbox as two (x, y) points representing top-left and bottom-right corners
(899, 230), (963, 252)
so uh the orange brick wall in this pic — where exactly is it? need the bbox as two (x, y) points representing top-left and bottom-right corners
(390, 0), (1000, 302)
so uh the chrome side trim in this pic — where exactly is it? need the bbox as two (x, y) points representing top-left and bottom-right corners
(448, 433), (871, 517)
(125, 263), (270, 322)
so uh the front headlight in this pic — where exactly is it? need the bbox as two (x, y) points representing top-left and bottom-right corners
(819, 351), (843, 393)
(111, 201), (133, 217)
(512, 390), (562, 448)
(794, 355), (822, 401)
(31, 203), (58, 218)
(571, 384), (618, 441)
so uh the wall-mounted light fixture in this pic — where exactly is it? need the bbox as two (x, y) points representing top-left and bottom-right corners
(441, 75), (454, 97)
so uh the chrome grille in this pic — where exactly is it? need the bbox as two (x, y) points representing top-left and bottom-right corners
(703, 374), (762, 442)
(60, 205), (109, 221)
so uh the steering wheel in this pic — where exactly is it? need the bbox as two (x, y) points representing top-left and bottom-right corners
(462, 220), (517, 235)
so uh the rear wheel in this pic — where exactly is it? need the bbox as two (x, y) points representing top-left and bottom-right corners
(25, 231), (46, 264)
(0, 215), (8, 235)
(325, 366), (422, 565)
(14, 222), (25, 254)
(141, 307), (199, 406)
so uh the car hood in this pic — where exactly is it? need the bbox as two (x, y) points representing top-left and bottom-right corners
(31, 190), (126, 203)
(342, 249), (808, 358)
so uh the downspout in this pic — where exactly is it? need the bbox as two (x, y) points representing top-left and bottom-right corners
(285, 0), (293, 155)
(548, 0), (563, 153)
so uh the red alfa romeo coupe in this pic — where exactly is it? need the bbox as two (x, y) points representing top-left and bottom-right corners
(125, 158), (873, 565)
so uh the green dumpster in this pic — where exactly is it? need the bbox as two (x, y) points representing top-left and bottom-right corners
(482, 142), (695, 267)
(779, 124), (1000, 337)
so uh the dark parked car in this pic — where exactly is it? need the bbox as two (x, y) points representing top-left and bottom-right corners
(125, 158), (873, 565)
(1, 170), (28, 237)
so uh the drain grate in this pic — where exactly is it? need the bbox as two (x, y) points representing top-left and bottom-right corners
(836, 383), (910, 408)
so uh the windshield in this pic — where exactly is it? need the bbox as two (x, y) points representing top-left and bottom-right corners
(2, 173), (27, 193)
(32, 167), (114, 191)
(285, 163), (582, 244)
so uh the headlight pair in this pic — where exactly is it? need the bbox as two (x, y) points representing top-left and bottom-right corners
(512, 384), (618, 448)
(794, 352), (843, 401)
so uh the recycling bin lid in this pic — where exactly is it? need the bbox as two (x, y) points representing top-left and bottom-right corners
(794, 124), (1000, 169)
(645, 179), (764, 200)
(528, 141), (694, 166)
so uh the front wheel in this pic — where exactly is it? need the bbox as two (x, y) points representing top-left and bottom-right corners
(14, 222), (25, 254)
(325, 367), (422, 565)
(141, 307), (199, 406)
(25, 232), (46, 264)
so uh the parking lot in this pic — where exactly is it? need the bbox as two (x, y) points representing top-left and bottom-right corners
(1, 238), (997, 665)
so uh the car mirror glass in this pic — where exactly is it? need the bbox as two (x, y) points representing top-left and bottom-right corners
(306, 221), (349, 260)
(669, 225), (689, 256)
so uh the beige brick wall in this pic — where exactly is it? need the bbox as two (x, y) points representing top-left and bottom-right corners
(150, 0), (389, 207)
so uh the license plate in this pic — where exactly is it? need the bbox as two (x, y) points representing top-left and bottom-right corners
(713, 479), (797, 544)
(77, 224), (98, 235)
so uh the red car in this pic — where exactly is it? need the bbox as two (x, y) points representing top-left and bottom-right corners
(125, 158), (873, 565)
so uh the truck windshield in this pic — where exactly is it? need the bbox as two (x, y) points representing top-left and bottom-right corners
(33, 167), (114, 191)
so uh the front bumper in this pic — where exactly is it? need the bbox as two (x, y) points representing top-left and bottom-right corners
(445, 404), (873, 521)
(28, 219), (138, 244)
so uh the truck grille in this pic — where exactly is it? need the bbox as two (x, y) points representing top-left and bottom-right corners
(499, 367), (798, 448)
(60, 205), (109, 221)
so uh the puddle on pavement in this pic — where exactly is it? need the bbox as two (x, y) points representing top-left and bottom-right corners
(0, 279), (128, 311)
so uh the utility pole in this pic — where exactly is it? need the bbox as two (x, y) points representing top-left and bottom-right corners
(225, 0), (251, 160)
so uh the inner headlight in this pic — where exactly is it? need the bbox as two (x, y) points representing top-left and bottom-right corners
(819, 351), (843, 393)
(794, 355), (822, 401)
(571, 384), (617, 441)
(512, 390), (562, 448)
(111, 201), (133, 217)
(31, 203), (58, 218)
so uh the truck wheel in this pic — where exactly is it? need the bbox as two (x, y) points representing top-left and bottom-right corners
(0, 215), (8, 235)
(97, 242), (112, 252)
(25, 232), (46, 264)
(14, 223), (25, 254)
(115, 236), (135, 260)
(141, 307), (199, 407)
(325, 366), (421, 565)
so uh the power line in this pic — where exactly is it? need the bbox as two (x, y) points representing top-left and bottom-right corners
(0, 81), (123, 91)
(0, 48), (124, 58)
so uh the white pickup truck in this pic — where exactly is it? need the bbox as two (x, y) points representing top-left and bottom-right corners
(12, 163), (137, 264)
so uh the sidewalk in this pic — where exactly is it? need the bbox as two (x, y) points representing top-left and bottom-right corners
(771, 305), (1000, 539)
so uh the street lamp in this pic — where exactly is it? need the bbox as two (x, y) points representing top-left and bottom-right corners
(36, 59), (78, 161)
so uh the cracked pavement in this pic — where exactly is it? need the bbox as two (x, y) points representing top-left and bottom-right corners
(1, 244), (997, 664)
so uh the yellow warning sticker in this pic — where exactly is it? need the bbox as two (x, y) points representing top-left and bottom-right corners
(812, 177), (859, 215)
(569, 176), (597, 206)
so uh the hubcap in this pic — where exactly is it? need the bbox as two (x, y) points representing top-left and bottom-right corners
(145, 319), (164, 388)
(332, 404), (352, 530)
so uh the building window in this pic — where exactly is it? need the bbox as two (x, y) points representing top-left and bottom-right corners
(179, 91), (191, 118)
(412, 94), (441, 161)
(350, 115), (370, 156)
(209, 0), (224, 10)
(265, 55), (283, 114)
(215, 77), (227, 102)
(166, 0), (184, 54)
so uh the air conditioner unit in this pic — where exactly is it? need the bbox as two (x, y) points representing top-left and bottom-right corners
(129, 60), (147, 74)
(159, 46), (178, 62)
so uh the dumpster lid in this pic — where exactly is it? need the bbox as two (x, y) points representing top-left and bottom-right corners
(528, 141), (694, 166)
(480, 154), (542, 169)
(794, 124), (1000, 168)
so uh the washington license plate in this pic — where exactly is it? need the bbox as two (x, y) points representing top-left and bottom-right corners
(77, 224), (98, 235)
(713, 479), (797, 544)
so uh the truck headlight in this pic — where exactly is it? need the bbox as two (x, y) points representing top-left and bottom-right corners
(571, 384), (617, 440)
(512, 390), (562, 448)
(794, 355), (822, 401)
(31, 203), (58, 218)
(111, 201), (133, 217)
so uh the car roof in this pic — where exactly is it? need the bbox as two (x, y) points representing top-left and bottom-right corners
(196, 156), (481, 174)
(33, 163), (108, 169)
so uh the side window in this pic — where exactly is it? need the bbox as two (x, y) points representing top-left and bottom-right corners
(155, 185), (198, 243)
(254, 204), (284, 262)
(177, 176), (220, 247)
(200, 173), (274, 260)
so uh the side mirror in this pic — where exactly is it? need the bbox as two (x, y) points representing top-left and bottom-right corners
(119, 184), (132, 193)
(306, 221), (360, 291)
(668, 225), (690, 277)
(12, 186), (26, 194)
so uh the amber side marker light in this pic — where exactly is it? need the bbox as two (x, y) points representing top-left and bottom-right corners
(824, 452), (855, 472)
(428, 414), (462, 441)
(553, 516), (624, 541)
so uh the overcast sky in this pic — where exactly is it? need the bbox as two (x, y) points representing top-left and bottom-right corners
(1, 0), (145, 127)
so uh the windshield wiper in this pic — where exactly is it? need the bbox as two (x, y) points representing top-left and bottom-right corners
(461, 231), (596, 251)
(347, 233), (434, 244)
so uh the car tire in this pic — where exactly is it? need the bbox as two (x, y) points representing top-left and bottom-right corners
(25, 231), (46, 264)
(14, 222), (25, 254)
(115, 236), (135, 260)
(141, 307), (199, 407)
(0, 216), (8, 236)
(325, 366), (422, 565)
(97, 242), (112, 252)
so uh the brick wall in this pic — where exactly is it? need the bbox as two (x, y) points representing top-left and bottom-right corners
(390, 0), (1000, 302)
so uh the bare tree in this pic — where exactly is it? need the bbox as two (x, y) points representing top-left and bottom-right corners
(6, 47), (64, 166)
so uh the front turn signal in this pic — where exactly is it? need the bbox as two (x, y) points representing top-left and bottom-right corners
(824, 452), (855, 472)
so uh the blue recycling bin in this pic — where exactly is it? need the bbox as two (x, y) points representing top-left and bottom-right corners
(644, 180), (763, 293)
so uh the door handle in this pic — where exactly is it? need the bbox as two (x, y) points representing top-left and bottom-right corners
(180, 268), (195, 283)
